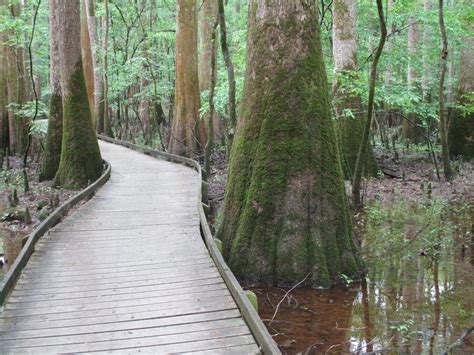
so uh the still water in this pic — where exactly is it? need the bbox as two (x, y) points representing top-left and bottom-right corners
(252, 198), (473, 354)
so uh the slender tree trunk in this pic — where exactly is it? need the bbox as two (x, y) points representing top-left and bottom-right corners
(217, 0), (236, 155)
(0, 5), (9, 152)
(402, 17), (424, 143)
(422, 0), (433, 100)
(40, 0), (63, 181)
(333, 0), (378, 179)
(168, 0), (200, 157)
(199, 0), (223, 144)
(53, 0), (103, 188)
(438, 0), (453, 180)
(352, 0), (387, 207)
(101, 0), (112, 137)
(84, 0), (102, 127)
(81, 0), (95, 125)
(204, 21), (218, 176)
(448, 0), (473, 159)
(5, 3), (28, 154)
(217, 0), (363, 288)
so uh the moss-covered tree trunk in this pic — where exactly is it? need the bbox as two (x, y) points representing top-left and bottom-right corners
(448, 11), (473, 160)
(168, 0), (201, 157)
(40, 0), (63, 181)
(402, 17), (424, 143)
(217, 1), (364, 288)
(333, 0), (378, 179)
(53, 0), (103, 188)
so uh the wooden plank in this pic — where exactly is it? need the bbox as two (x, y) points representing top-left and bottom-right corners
(2, 289), (232, 318)
(6, 283), (227, 310)
(2, 326), (253, 354)
(0, 318), (247, 350)
(0, 309), (242, 340)
(0, 298), (236, 330)
(12, 269), (221, 295)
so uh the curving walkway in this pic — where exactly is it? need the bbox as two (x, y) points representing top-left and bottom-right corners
(0, 141), (262, 354)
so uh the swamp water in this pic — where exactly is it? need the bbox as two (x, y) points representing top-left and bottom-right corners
(252, 197), (473, 354)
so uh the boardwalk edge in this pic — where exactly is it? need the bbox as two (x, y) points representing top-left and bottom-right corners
(0, 160), (112, 308)
(97, 135), (281, 355)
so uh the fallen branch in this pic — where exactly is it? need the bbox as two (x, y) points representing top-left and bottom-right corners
(443, 326), (474, 355)
(269, 272), (311, 326)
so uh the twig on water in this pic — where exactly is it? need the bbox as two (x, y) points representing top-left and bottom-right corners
(269, 272), (311, 326)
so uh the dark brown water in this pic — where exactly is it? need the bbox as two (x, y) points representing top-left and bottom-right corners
(251, 199), (474, 354)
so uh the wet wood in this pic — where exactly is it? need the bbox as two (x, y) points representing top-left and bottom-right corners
(0, 141), (263, 353)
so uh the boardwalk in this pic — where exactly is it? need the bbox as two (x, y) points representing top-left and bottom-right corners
(0, 141), (266, 354)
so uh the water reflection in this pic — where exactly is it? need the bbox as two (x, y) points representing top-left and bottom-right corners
(253, 201), (473, 354)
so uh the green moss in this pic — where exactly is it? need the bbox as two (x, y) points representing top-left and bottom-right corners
(217, 7), (364, 288)
(53, 62), (103, 188)
(40, 93), (63, 181)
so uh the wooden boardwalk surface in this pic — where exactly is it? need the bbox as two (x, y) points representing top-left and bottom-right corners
(0, 141), (263, 354)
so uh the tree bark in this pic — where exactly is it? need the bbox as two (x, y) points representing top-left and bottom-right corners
(84, 0), (103, 128)
(81, 0), (95, 125)
(217, 0), (236, 155)
(199, 0), (223, 143)
(168, 0), (201, 157)
(332, 0), (378, 179)
(422, 0), (433, 100)
(40, 0), (63, 181)
(438, 0), (454, 180)
(217, 0), (364, 288)
(448, 0), (473, 160)
(53, 0), (103, 188)
(0, 2), (9, 151)
(352, 0), (387, 207)
(5, 3), (28, 154)
(402, 17), (424, 143)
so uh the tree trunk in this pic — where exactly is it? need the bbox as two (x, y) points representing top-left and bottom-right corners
(85, 0), (103, 128)
(0, 6), (9, 151)
(448, 1), (473, 160)
(333, 0), (378, 179)
(438, 0), (454, 180)
(5, 3), (28, 154)
(217, 0), (237, 155)
(217, 1), (364, 288)
(422, 0), (433, 100)
(40, 0), (63, 181)
(168, 0), (201, 157)
(402, 17), (424, 143)
(81, 0), (95, 125)
(53, 0), (103, 188)
(352, 0), (387, 207)
(101, 0), (113, 137)
(199, 0), (223, 144)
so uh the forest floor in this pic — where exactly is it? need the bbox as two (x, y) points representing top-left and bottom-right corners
(208, 148), (474, 354)
(0, 156), (77, 270)
(208, 149), (474, 220)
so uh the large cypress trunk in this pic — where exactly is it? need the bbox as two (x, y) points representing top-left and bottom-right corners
(217, 1), (364, 288)
(40, 0), (63, 181)
(333, 0), (378, 179)
(53, 0), (102, 188)
(168, 0), (201, 157)
(448, 13), (473, 159)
